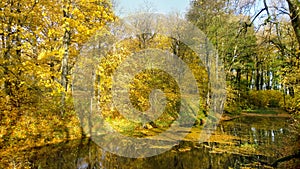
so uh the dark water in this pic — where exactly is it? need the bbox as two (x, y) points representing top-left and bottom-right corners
(1, 116), (299, 169)
(218, 116), (293, 148)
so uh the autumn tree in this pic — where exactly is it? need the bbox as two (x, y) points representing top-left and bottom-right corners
(0, 0), (115, 148)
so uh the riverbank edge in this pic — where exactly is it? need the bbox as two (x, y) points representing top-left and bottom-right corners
(221, 108), (291, 121)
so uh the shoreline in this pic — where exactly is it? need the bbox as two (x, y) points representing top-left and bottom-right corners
(221, 109), (291, 121)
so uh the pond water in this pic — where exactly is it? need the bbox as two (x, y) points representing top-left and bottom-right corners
(1, 116), (299, 168)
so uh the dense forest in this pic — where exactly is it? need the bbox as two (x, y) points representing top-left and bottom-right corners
(0, 0), (299, 161)
(186, 0), (300, 116)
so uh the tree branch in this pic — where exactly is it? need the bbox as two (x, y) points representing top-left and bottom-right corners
(271, 150), (300, 167)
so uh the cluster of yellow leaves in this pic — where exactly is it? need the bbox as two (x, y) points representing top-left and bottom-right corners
(97, 33), (208, 129)
(0, 0), (116, 148)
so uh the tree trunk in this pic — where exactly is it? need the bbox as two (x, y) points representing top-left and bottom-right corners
(61, 0), (71, 115)
(236, 68), (241, 87)
(246, 69), (248, 87)
(256, 68), (260, 90)
(266, 70), (271, 90)
(260, 69), (264, 90)
(249, 70), (254, 89)
(3, 2), (13, 96)
(287, 0), (300, 68)
(288, 86), (295, 97)
(287, 0), (300, 46)
(205, 37), (211, 113)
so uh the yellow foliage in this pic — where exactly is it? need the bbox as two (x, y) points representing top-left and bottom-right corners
(0, 0), (116, 149)
(247, 90), (284, 108)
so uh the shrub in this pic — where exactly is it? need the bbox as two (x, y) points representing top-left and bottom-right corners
(247, 90), (283, 109)
(224, 86), (242, 115)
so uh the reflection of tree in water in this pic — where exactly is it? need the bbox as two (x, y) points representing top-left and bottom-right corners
(212, 116), (300, 168)
(1, 116), (298, 168)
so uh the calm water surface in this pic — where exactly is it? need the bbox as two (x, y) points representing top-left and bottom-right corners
(1, 116), (299, 169)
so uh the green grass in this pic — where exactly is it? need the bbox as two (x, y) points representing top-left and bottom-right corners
(244, 108), (283, 115)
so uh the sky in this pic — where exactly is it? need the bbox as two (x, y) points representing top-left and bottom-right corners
(114, 0), (191, 17)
